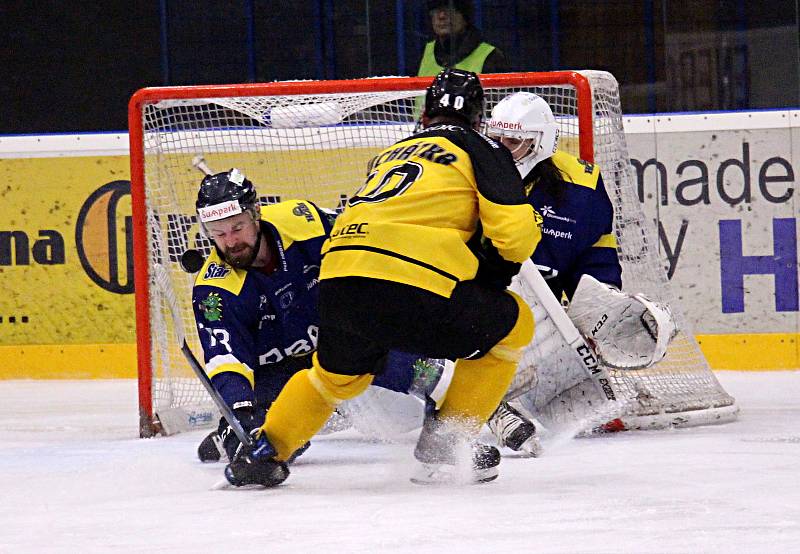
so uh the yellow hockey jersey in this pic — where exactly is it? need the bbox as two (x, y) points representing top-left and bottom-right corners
(321, 123), (540, 297)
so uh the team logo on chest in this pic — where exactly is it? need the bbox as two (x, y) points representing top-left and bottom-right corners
(275, 282), (295, 309)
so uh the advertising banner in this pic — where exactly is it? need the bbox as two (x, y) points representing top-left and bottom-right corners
(0, 113), (797, 378)
(624, 110), (799, 368)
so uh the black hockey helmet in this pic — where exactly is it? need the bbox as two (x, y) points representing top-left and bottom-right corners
(423, 68), (485, 125)
(196, 168), (260, 230)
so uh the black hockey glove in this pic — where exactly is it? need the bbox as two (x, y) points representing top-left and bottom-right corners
(224, 429), (290, 488)
(467, 232), (521, 290)
(225, 406), (310, 464)
(219, 405), (260, 462)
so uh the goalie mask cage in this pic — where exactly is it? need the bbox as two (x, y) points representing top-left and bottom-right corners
(129, 71), (737, 438)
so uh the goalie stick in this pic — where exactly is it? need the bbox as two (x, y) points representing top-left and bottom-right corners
(518, 259), (617, 403)
(152, 262), (254, 450)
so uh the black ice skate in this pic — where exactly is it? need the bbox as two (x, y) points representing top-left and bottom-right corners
(223, 433), (289, 488)
(224, 456), (289, 488)
(411, 410), (500, 485)
(487, 401), (543, 457)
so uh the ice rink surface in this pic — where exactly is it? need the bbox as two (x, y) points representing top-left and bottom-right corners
(1, 371), (798, 553)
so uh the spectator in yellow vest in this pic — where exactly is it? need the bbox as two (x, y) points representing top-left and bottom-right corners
(418, 0), (511, 77)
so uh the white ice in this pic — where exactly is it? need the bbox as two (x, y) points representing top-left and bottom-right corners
(1, 371), (798, 553)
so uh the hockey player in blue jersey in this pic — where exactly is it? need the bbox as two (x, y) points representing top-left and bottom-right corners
(478, 92), (622, 455)
(481, 92), (676, 452)
(192, 168), (426, 464)
(192, 169), (330, 463)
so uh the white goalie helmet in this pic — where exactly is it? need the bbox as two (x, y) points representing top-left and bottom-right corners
(486, 92), (560, 177)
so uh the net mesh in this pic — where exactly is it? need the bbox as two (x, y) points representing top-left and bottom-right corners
(134, 71), (736, 435)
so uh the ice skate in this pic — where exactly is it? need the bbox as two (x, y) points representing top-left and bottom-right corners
(487, 401), (543, 457)
(411, 411), (500, 485)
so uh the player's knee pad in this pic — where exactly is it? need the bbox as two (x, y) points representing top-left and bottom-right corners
(490, 290), (534, 363)
(308, 353), (374, 405)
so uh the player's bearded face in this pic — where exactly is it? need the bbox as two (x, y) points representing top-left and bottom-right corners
(206, 213), (260, 269)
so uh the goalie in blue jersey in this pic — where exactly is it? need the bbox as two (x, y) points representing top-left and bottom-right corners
(480, 92), (675, 445)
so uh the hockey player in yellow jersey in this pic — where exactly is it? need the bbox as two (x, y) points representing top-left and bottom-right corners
(223, 68), (540, 487)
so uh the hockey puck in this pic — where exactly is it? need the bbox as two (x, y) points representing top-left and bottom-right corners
(180, 249), (206, 273)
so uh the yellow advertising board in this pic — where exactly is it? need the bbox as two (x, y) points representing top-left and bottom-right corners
(0, 154), (136, 378)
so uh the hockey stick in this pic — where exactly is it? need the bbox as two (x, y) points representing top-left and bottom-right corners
(152, 262), (254, 449)
(518, 259), (617, 403)
(192, 155), (215, 176)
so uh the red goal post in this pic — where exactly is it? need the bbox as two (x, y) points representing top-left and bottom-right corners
(129, 71), (737, 437)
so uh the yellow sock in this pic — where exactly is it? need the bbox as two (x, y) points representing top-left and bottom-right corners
(437, 352), (518, 429)
(438, 290), (534, 428)
(263, 355), (373, 461)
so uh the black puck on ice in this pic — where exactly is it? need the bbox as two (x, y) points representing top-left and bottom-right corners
(180, 249), (206, 273)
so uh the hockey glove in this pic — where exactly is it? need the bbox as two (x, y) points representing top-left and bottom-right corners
(221, 406), (260, 461)
(468, 232), (521, 290)
(567, 274), (678, 369)
(224, 429), (290, 488)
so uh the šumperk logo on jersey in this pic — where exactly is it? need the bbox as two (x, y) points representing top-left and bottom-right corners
(200, 292), (223, 321)
(203, 262), (230, 280)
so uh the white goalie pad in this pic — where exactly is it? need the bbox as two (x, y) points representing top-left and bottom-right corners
(337, 387), (425, 439)
(567, 275), (677, 370)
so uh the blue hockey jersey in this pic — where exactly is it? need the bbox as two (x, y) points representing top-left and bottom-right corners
(527, 150), (622, 299)
(192, 200), (331, 410)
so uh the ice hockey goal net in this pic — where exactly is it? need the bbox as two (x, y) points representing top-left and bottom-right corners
(129, 71), (737, 438)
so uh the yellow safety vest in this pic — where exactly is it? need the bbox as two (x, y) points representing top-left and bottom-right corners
(417, 40), (496, 76)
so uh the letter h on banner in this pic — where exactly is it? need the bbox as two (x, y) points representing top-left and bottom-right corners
(719, 218), (799, 313)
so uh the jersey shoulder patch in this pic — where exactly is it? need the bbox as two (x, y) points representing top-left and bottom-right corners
(552, 150), (600, 190)
(262, 200), (328, 250)
(194, 250), (247, 295)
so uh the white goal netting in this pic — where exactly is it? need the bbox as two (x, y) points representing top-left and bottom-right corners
(130, 71), (737, 437)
